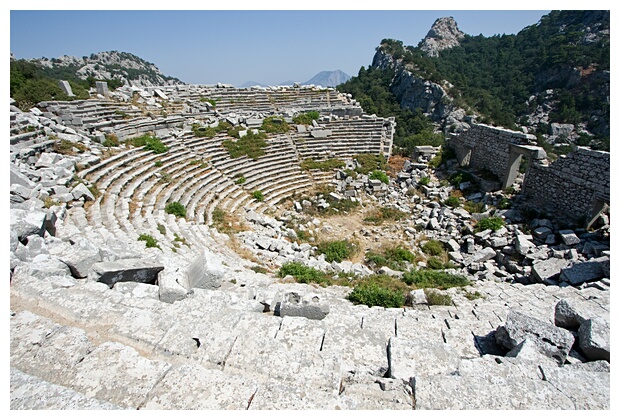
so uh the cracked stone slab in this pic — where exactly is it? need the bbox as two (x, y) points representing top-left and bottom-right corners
(387, 337), (460, 381)
(11, 368), (119, 410)
(540, 365), (610, 409)
(70, 341), (171, 409)
(578, 317), (610, 362)
(143, 363), (258, 409)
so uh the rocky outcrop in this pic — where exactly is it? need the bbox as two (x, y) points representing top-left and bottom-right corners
(419, 17), (465, 57)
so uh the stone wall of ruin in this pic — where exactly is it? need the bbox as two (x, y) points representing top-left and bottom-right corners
(521, 147), (610, 223)
(446, 123), (535, 179)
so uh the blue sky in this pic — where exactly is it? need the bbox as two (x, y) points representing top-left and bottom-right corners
(9, 7), (554, 86)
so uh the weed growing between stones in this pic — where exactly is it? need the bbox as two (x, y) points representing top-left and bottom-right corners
(369, 170), (390, 184)
(316, 239), (358, 263)
(421, 239), (444, 256)
(165, 201), (186, 218)
(365, 245), (416, 271)
(137, 233), (160, 249)
(363, 206), (408, 225)
(278, 262), (331, 285)
(252, 190), (265, 202)
(53, 139), (87, 155)
(292, 111), (320, 125)
(212, 207), (246, 234)
(424, 289), (453, 306)
(402, 269), (470, 289)
(157, 224), (166, 235)
(223, 132), (268, 160)
(353, 153), (387, 174)
(475, 217), (505, 232)
(348, 282), (405, 308)
(102, 133), (119, 147)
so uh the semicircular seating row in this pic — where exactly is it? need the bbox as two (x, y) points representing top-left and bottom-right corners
(77, 130), (321, 259)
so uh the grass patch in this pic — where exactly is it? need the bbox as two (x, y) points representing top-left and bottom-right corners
(449, 171), (473, 188)
(53, 139), (87, 155)
(154, 160), (163, 167)
(157, 224), (166, 235)
(102, 133), (119, 147)
(419, 176), (430, 186)
(165, 201), (186, 218)
(277, 262), (331, 285)
(234, 174), (246, 184)
(421, 239), (444, 256)
(464, 290), (484, 300)
(369, 170), (390, 184)
(43, 196), (60, 208)
(261, 116), (290, 133)
(137, 233), (160, 249)
(347, 275), (409, 308)
(293, 111), (320, 125)
(301, 158), (345, 171)
(250, 265), (268, 274)
(464, 201), (485, 214)
(222, 131), (268, 160)
(366, 245), (415, 271)
(443, 196), (461, 208)
(173, 233), (189, 247)
(363, 206), (408, 225)
(475, 217), (505, 232)
(317, 239), (357, 263)
(402, 269), (470, 289)
(252, 190), (264, 201)
(212, 206), (246, 234)
(424, 289), (453, 306)
(353, 153), (387, 174)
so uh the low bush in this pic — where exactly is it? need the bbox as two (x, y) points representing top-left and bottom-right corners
(154, 160), (163, 167)
(426, 257), (445, 270)
(137, 233), (160, 249)
(497, 197), (511, 210)
(252, 190), (264, 201)
(261, 116), (290, 133)
(157, 224), (166, 235)
(449, 171), (473, 187)
(53, 139), (87, 155)
(222, 132), (267, 160)
(424, 289), (453, 306)
(475, 216), (505, 232)
(301, 158), (345, 171)
(348, 282), (405, 308)
(317, 239), (357, 263)
(278, 262), (331, 285)
(293, 111), (320, 125)
(102, 133), (119, 147)
(127, 134), (167, 154)
(366, 245), (415, 271)
(402, 269), (470, 289)
(353, 153), (387, 174)
(165, 201), (186, 218)
(443, 196), (460, 208)
(464, 201), (485, 214)
(234, 174), (246, 185)
(421, 239), (443, 256)
(369, 170), (390, 184)
(418, 176), (430, 186)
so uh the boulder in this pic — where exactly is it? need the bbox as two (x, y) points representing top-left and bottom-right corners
(182, 249), (226, 290)
(158, 271), (191, 304)
(558, 229), (580, 246)
(514, 234), (536, 256)
(11, 208), (47, 241)
(554, 299), (601, 330)
(71, 183), (95, 201)
(275, 292), (329, 320)
(559, 257), (609, 285)
(578, 317), (610, 362)
(495, 310), (575, 364)
(531, 258), (570, 284)
(59, 238), (102, 278)
(88, 259), (164, 288)
(505, 338), (558, 366)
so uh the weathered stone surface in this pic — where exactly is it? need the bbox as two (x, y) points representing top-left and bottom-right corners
(70, 341), (170, 409)
(59, 238), (102, 278)
(539, 365), (610, 409)
(144, 364), (257, 409)
(182, 249), (225, 290)
(505, 338), (558, 366)
(559, 257), (609, 285)
(158, 271), (190, 303)
(11, 208), (47, 240)
(554, 298), (600, 330)
(276, 292), (329, 320)
(558, 229), (580, 246)
(515, 234), (536, 255)
(531, 258), (570, 283)
(387, 337), (459, 381)
(89, 258), (164, 287)
(10, 368), (119, 410)
(495, 310), (574, 364)
(578, 317), (610, 362)
(71, 183), (95, 201)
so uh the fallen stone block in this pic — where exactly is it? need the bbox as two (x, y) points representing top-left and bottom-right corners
(275, 291), (329, 320)
(515, 234), (536, 256)
(11, 208), (47, 241)
(88, 258), (164, 288)
(533, 226), (553, 241)
(182, 249), (225, 290)
(158, 271), (191, 304)
(530, 258), (570, 284)
(558, 229), (580, 246)
(59, 239), (102, 278)
(505, 338), (558, 366)
(71, 183), (95, 201)
(495, 310), (574, 364)
(578, 317), (610, 362)
(559, 257), (609, 285)
(554, 299), (602, 330)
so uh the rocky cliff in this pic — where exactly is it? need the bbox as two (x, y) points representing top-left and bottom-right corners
(33, 50), (183, 87)
(419, 17), (465, 57)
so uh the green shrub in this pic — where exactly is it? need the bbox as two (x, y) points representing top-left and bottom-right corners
(449, 171), (473, 188)
(54, 139), (87, 155)
(366, 245), (415, 271)
(464, 290), (484, 300)
(235, 174), (246, 185)
(137, 233), (160, 249)
(102, 133), (119, 147)
(424, 289), (453, 306)
(421, 239), (443, 256)
(369, 170), (390, 184)
(419, 176), (430, 186)
(464, 201), (485, 214)
(278, 262), (331, 285)
(261, 116), (290, 133)
(402, 270), (470, 289)
(127, 134), (167, 154)
(317, 239), (357, 263)
(348, 283), (405, 308)
(156, 224), (166, 235)
(301, 158), (345, 171)
(222, 131), (268, 160)
(443, 196), (461, 208)
(497, 197), (511, 210)
(426, 257), (445, 269)
(293, 111), (320, 125)
(252, 190), (264, 201)
(165, 201), (186, 218)
(353, 153), (387, 174)
(475, 217), (505, 232)
(154, 160), (163, 167)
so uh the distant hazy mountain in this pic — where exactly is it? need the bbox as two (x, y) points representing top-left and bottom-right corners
(240, 81), (269, 88)
(303, 70), (351, 87)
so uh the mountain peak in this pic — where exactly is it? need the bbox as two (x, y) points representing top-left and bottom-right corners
(419, 17), (465, 57)
(303, 70), (351, 87)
